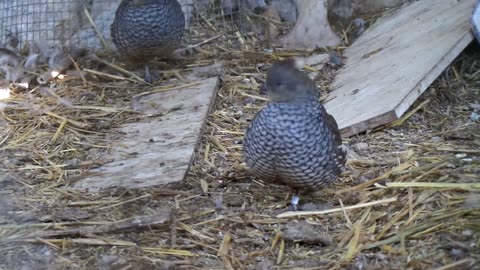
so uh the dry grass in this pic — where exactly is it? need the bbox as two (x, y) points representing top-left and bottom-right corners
(0, 7), (479, 270)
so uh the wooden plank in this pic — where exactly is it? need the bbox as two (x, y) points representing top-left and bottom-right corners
(73, 64), (222, 191)
(324, 0), (475, 137)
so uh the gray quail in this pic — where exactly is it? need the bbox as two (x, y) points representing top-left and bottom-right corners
(243, 58), (347, 210)
(111, 0), (185, 82)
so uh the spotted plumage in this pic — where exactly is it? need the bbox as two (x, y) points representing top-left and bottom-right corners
(111, 0), (185, 61)
(243, 58), (347, 194)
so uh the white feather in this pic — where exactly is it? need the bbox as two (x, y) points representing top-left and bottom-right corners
(292, 57), (306, 70)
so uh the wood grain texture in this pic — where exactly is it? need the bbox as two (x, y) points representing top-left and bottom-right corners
(73, 65), (222, 191)
(324, 0), (475, 137)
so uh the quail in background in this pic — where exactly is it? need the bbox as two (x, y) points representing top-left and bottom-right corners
(111, 0), (185, 82)
(243, 58), (347, 210)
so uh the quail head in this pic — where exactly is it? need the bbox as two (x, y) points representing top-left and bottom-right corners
(243, 58), (347, 209)
(111, 0), (185, 82)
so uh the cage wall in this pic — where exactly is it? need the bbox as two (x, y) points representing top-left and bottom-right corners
(0, 0), (273, 51)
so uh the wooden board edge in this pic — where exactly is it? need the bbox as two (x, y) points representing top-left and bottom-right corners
(178, 76), (222, 184)
(394, 31), (474, 118)
(67, 75), (223, 192)
(340, 110), (398, 138)
(340, 31), (473, 138)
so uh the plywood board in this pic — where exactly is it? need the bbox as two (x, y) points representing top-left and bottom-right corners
(324, 0), (475, 137)
(73, 64), (222, 191)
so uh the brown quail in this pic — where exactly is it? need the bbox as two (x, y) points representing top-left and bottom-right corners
(111, 0), (185, 82)
(243, 58), (347, 209)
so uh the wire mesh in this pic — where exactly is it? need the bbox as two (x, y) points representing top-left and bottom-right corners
(0, 0), (91, 48)
(0, 0), (285, 52)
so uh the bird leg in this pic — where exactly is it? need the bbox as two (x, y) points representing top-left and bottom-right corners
(144, 64), (155, 83)
(144, 64), (160, 84)
(291, 193), (300, 211)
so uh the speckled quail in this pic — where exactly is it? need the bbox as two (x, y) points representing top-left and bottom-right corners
(111, 0), (185, 82)
(243, 58), (347, 209)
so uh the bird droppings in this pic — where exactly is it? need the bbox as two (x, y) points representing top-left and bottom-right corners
(254, 260), (275, 270)
(352, 142), (369, 151)
(283, 220), (334, 245)
(97, 255), (129, 270)
(299, 201), (333, 211)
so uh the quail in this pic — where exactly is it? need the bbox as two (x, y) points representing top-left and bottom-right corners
(111, 0), (185, 82)
(243, 58), (347, 210)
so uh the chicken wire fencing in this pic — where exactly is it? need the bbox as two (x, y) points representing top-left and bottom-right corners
(0, 0), (113, 50)
(0, 0), (277, 52)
